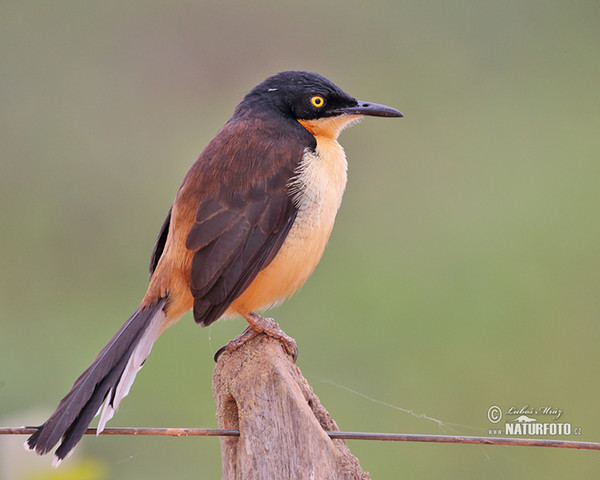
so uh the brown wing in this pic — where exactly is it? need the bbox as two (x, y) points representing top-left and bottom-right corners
(181, 116), (314, 326)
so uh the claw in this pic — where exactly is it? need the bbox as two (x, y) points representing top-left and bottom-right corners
(279, 335), (298, 362)
(213, 345), (227, 362)
(214, 326), (258, 362)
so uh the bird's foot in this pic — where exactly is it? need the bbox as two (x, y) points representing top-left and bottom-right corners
(214, 312), (298, 362)
(245, 312), (298, 361)
(213, 325), (260, 362)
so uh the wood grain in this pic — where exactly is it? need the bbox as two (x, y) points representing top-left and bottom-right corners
(213, 334), (369, 480)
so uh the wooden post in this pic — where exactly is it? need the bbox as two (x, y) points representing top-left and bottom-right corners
(213, 333), (370, 479)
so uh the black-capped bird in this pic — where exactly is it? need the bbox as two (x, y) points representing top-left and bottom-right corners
(26, 71), (403, 465)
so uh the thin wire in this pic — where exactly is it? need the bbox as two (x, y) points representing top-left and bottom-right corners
(2, 427), (599, 450)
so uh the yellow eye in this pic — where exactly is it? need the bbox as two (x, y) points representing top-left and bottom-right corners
(310, 95), (325, 108)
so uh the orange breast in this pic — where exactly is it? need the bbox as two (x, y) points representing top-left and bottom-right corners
(227, 132), (348, 315)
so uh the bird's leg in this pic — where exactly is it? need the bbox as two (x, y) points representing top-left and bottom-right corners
(214, 312), (298, 362)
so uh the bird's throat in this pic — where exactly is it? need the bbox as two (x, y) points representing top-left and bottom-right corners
(298, 114), (362, 139)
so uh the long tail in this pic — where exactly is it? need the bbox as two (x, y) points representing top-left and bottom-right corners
(26, 298), (167, 466)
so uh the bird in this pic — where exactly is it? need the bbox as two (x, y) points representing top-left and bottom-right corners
(25, 70), (403, 465)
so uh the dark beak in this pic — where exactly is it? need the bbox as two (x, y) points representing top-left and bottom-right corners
(333, 101), (403, 118)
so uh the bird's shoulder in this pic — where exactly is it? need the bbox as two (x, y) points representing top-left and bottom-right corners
(182, 114), (315, 197)
(180, 115), (312, 251)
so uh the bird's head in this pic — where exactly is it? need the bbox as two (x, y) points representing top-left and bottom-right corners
(236, 71), (403, 138)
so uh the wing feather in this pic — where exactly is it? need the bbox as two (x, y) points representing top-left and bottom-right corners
(181, 116), (313, 326)
(186, 210), (241, 251)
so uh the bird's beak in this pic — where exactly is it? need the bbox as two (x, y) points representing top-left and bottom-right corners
(332, 101), (403, 118)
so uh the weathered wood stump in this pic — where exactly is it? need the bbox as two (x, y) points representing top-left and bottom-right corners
(213, 333), (370, 480)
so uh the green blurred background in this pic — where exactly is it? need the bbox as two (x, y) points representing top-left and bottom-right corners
(1, 1), (599, 479)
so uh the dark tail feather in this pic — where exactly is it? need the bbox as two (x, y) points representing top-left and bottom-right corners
(26, 299), (166, 465)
